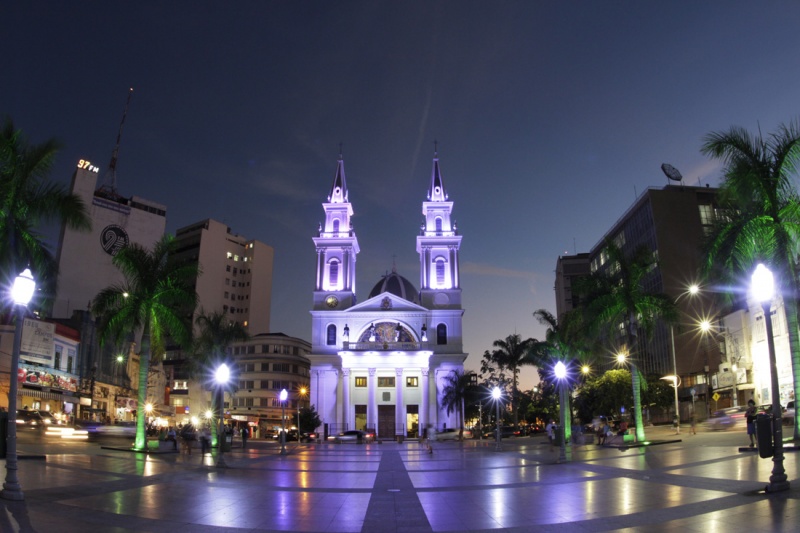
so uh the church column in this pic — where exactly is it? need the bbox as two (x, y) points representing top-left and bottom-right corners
(368, 368), (377, 434)
(450, 245), (459, 288)
(342, 247), (350, 290)
(424, 248), (432, 289)
(395, 368), (404, 437)
(420, 368), (429, 437)
(316, 249), (323, 290)
(342, 369), (351, 431)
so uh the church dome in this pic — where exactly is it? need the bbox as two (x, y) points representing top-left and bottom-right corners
(368, 270), (419, 302)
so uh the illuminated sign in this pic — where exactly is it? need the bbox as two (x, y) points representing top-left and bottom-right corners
(77, 159), (100, 173)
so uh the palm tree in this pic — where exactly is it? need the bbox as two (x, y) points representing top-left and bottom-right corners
(440, 369), (473, 439)
(0, 117), (90, 309)
(488, 334), (536, 427)
(578, 240), (677, 442)
(701, 121), (800, 440)
(193, 310), (249, 446)
(92, 235), (197, 451)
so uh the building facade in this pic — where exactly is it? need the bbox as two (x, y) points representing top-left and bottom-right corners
(53, 159), (166, 319)
(308, 152), (467, 439)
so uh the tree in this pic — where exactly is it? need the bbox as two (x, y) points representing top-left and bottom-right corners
(441, 369), (473, 438)
(0, 117), (90, 311)
(575, 369), (633, 423)
(193, 310), (249, 446)
(701, 121), (800, 440)
(92, 235), (197, 451)
(577, 240), (677, 442)
(486, 334), (536, 427)
(298, 405), (322, 435)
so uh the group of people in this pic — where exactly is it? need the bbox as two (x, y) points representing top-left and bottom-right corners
(162, 423), (249, 455)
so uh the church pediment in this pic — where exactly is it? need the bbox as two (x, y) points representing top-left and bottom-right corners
(346, 292), (427, 313)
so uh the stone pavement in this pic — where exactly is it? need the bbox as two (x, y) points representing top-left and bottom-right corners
(0, 425), (798, 532)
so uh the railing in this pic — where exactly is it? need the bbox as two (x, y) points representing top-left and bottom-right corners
(342, 341), (428, 351)
(318, 231), (354, 238)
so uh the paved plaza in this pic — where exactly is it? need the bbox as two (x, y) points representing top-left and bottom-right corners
(0, 425), (798, 532)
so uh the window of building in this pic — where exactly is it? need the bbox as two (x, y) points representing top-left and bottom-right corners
(355, 376), (367, 387)
(406, 376), (418, 387)
(226, 265), (231, 272)
(435, 217), (443, 235)
(327, 324), (337, 345)
(329, 260), (339, 287)
(227, 252), (233, 259)
(67, 356), (73, 373)
(378, 377), (395, 387)
(273, 363), (290, 372)
(54, 345), (62, 371)
(223, 305), (229, 312)
(247, 345), (255, 354)
(435, 258), (445, 285)
(224, 291), (229, 298)
(437, 323), (447, 345)
(260, 380), (269, 389)
(239, 380), (254, 389)
(225, 278), (230, 286)
(233, 267), (238, 275)
(261, 363), (269, 371)
(333, 219), (340, 234)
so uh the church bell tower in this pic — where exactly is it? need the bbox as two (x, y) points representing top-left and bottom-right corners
(416, 148), (462, 309)
(312, 154), (359, 311)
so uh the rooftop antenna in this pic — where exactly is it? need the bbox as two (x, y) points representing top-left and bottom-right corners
(660, 163), (684, 185)
(98, 87), (133, 198)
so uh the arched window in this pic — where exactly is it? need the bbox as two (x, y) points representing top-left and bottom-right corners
(329, 260), (339, 288)
(436, 323), (447, 345)
(326, 324), (337, 346)
(435, 258), (446, 286)
(333, 219), (340, 235)
(435, 217), (443, 235)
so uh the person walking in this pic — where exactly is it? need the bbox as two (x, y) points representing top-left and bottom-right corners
(745, 399), (757, 448)
(690, 408), (697, 435)
(241, 425), (249, 449)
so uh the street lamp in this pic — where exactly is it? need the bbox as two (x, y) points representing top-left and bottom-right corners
(661, 375), (681, 434)
(554, 361), (569, 463)
(751, 264), (789, 492)
(297, 386), (307, 439)
(2, 268), (36, 501)
(214, 363), (230, 468)
(491, 387), (502, 451)
(279, 389), (288, 454)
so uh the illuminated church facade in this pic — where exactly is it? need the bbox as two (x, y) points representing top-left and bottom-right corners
(308, 152), (467, 439)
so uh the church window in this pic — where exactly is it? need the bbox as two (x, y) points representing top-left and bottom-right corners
(435, 258), (446, 286)
(437, 323), (447, 345)
(355, 377), (367, 387)
(333, 219), (340, 235)
(327, 324), (337, 345)
(435, 217), (443, 235)
(329, 260), (339, 288)
(378, 377), (395, 387)
(406, 377), (418, 387)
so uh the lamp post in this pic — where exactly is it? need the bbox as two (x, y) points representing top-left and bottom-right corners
(297, 386), (307, 438)
(554, 361), (569, 463)
(2, 268), (36, 501)
(751, 264), (789, 492)
(214, 363), (230, 468)
(280, 388), (288, 455)
(669, 325), (681, 433)
(491, 387), (502, 451)
(661, 375), (681, 434)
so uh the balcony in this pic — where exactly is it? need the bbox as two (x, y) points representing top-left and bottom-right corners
(342, 341), (428, 351)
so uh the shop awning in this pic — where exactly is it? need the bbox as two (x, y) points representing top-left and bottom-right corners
(20, 388), (79, 404)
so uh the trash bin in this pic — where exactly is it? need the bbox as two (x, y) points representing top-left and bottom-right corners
(0, 411), (7, 459)
(756, 413), (773, 458)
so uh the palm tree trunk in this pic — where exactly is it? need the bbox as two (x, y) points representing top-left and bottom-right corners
(784, 285), (800, 440)
(628, 322), (646, 442)
(134, 325), (151, 451)
(512, 368), (519, 427)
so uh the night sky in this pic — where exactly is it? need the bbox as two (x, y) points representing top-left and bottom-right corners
(6, 2), (800, 389)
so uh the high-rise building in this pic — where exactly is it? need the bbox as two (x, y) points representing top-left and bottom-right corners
(172, 218), (274, 335)
(52, 159), (166, 319)
(554, 253), (590, 319)
(560, 185), (724, 414)
(308, 151), (467, 440)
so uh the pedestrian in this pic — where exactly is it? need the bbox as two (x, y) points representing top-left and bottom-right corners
(672, 415), (680, 434)
(241, 425), (249, 449)
(597, 419), (607, 445)
(745, 399), (757, 448)
(690, 409), (697, 435)
(180, 423), (195, 455)
(167, 426), (177, 451)
(199, 426), (211, 455)
(545, 419), (556, 447)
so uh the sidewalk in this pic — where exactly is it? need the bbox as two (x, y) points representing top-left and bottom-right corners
(0, 425), (797, 532)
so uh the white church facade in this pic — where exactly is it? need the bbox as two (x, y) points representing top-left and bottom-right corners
(308, 151), (467, 439)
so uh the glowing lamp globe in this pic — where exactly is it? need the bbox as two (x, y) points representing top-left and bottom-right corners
(11, 268), (35, 306)
(752, 264), (774, 303)
(554, 361), (567, 380)
(215, 363), (230, 385)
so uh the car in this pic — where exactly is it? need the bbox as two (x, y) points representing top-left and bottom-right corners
(15, 410), (45, 429)
(433, 428), (472, 441)
(272, 429), (299, 442)
(483, 426), (516, 439)
(78, 421), (136, 436)
(37, 411), (62, 426)
(707, 407), (746, 430)
(328, 430), (374, 443)
(299, 431), (318, 442)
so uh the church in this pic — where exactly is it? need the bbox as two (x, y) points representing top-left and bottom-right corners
(308, 151), (467, 440)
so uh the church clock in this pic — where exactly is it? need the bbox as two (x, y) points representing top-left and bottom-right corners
(325, 295), (339, 308)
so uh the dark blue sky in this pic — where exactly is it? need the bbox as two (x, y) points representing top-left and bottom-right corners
(5, 2), (800, 387)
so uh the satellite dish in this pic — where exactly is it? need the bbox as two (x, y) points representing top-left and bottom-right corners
(661, 163), (683, 182)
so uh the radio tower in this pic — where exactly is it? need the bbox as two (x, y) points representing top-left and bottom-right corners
(97, 87), (133, 200)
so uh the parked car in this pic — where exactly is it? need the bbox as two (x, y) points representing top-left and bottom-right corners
(434, 428), (472, 441)
(272, 429), (298, 442)
(328, 430), (374, 443)
(300, 431), (318, 442)
(483, 426), (516, 439)
(15, 410), (45, 429)
(707, 407), (746, 430)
